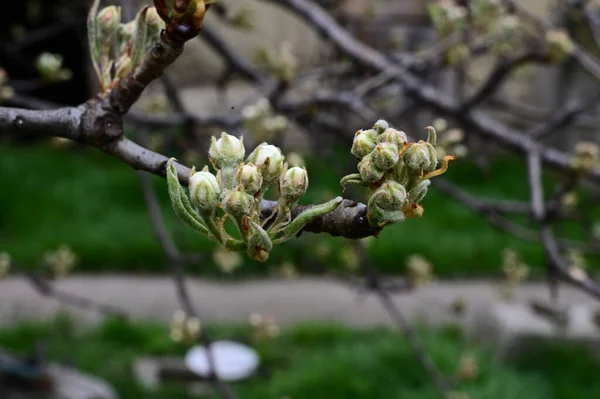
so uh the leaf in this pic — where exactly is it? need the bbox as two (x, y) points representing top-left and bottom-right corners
(247, 220), (273, 262)
(87, 0), (102, 84)
(272, 197), (343, 245)
(130, 7), (149, 68)
(166, 158), (209, 235)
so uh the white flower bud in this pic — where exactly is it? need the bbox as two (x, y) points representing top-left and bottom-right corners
(209, 132), (245, 169)
(97, 6), (121, 41)
(189, 170), (220, 212)
(235, 163), (263, 194)
(280, 166), (308, 203)
(247, 143), (284, 184)
(146, 6), (165, 39)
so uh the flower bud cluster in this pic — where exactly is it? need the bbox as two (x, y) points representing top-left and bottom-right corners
(167, 132), (342, 264)
(88, 0), (166, 92)
(428, 0), (540, 61)
(341, 120), (454, 227)
(242, 98), (288, 143)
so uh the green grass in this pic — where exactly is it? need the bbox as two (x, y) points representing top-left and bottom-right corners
(4, 316), (600, 398)
(1, 141), (598, 276)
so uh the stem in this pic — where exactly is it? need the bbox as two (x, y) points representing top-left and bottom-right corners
(201, 211), (225, 244)
(267, 198), (292, 237)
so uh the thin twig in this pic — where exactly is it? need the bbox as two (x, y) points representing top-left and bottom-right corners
(137, 169), (239, 399)
(357, 247), (454, 398)
(7, 262), (128, 318)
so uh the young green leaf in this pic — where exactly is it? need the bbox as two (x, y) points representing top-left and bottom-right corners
(131, 7), (150, 68)
(272, 197), (343, 245)
(87, 0), (102, 84)
(166, 158), (209, 235)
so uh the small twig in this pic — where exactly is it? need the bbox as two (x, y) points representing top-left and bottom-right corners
(358, 250), (454, 398)
(8, 262), (128, 318)
(527, 149), (600, 301)
(527, 92), (600, 138)
(137, 168), (239, 399)
(461, 53), (541, 111)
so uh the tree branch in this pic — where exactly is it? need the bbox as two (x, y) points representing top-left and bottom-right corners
(0, 106), (83, 139)
(526, 150), (600, 300)
(358, 248), (454, 398)
(269, 0), (600, 184)
(138, 167), (238, 399)
(460, 53), (544, 111)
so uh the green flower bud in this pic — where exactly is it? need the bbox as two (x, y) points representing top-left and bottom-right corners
(280, 166), (308, 203)
(379, 128), (408, 148)
(235, 163), (263, 194)
(373, 180), (407, 209)
(222, 186), (254, 218)
(373, 119), (389, 134)
(247, 143), (285, 184)
(403, 141), (438, 172)
(408, 179), (431, 203)
(209, 132), (245, 169)
(358, 153), (386, 183)
(393, 161), (410, 187)
(189, 169), (220, 213)
(367, 181), (407, 226)
(351, 129), (378, 159)
(371, 142), (399, 170)
(118, 20), (136, 44)
(146, 6), (165, 39)
(97, 6), (121, 41)
(246, 220), (273, 262)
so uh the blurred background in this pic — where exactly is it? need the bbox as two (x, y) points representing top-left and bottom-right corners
(1, 0), (600, 398)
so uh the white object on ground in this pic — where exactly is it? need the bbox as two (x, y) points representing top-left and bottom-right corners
(184, 340), (259, 381)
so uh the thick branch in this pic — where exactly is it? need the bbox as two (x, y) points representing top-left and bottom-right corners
(262, 199), (381, 239)
(0, 106), (83, 139)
